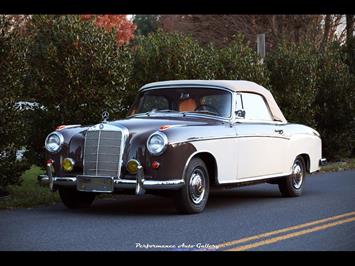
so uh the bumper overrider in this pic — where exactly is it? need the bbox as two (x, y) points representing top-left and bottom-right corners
(38, 161), (185, 195)
(319, 158), (327, 167)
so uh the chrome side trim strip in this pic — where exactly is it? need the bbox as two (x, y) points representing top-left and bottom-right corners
(170, 134), (290, 145)
(218, 171), (293, 185)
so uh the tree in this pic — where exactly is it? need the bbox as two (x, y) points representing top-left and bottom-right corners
(0, 15), (31, 193)
(80, 15), (136, 46)
(345, 15), (355, 74)
(158, 15), (342, 50)
(133, 15), (159, 36)
(22, 15), (133, 165)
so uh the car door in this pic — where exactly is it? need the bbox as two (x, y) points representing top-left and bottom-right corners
(234, 92), (289, 180)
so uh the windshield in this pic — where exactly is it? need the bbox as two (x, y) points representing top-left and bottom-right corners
(129, 87), (232, 118)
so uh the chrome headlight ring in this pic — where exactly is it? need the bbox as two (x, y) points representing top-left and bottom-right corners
(146, 131), (168, 156)
(45, 131), (64, 153)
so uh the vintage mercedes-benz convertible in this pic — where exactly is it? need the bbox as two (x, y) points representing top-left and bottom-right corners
(39, 80), (327, 213)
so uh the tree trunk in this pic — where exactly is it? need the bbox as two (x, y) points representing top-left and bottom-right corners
(321, 15), (331, 50)
(346, 15), (354, 74)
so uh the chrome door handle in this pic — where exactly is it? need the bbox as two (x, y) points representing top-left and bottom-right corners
(274, 129), (284, 134)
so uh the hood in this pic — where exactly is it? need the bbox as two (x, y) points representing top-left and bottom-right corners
(110, 116), (218, 136)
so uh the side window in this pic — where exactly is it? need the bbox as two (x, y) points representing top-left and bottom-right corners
(241, 93), (273, 121)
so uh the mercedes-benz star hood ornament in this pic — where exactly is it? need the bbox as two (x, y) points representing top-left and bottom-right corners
(102, 111), (109, 122)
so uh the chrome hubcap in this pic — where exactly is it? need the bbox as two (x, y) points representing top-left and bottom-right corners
(189, 169), (206, 205)
(291, 161), (303, 189)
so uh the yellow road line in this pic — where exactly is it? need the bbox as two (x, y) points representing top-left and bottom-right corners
(217, 211), (355, 249)
(227, 216), (355, 251)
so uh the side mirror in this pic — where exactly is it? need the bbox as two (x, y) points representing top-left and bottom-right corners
(235, 109), (246, 118)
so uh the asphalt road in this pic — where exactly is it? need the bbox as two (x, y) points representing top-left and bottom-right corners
(0, 170), (355, 251)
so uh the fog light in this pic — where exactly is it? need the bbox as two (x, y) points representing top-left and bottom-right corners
(62, 158), (75, 172)
(127, 159), (140, 174)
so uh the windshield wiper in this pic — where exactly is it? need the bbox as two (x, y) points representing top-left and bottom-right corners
(187, 110), (220, 116)
(155, 109), (180, 113)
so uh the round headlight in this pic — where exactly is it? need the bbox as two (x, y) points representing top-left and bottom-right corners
(147, 131), (168, 156)
(45, 132), (64, 153)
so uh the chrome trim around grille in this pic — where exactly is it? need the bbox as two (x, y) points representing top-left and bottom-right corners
(83, 123), (129, 178)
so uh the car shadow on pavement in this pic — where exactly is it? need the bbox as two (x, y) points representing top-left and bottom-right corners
(44, 185), (288, 216)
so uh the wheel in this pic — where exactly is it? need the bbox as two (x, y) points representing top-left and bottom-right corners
(175, 158), (210, 214)
(58, 187), (96, 209)
(278, 156), (306, 197)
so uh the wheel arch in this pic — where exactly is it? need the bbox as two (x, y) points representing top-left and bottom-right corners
(297, 153), (311, 173)
(182, 151), (218, 186)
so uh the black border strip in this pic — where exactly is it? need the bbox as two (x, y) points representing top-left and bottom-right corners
(0, 0), (354, 14)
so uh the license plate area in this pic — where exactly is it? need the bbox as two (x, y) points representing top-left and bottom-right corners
(77, 176), (114, 193)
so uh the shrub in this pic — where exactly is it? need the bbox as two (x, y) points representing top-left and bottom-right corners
(0, 16), (31, 191)
(266, 41), (319, 127)
(22, 15), (133, 165)
(130, 31), (270, 104)
(214, 34), (270, 87)
(131, 30), (217, 89)
(315, 43), (355, 160)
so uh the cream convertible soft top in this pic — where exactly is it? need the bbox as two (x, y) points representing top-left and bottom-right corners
(140, 80), (287, 123)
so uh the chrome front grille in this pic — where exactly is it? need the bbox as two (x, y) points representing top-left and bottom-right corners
(83, 130), (123, 177)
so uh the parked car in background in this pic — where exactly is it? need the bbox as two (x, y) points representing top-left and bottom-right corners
(39, 80), (326, 213)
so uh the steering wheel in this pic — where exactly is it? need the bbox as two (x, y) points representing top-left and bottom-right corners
(194, 104), (220, 116)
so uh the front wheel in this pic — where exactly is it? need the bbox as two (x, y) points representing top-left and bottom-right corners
(278, 156), (306, 197)
(175, 158), (210, 214)
(58, 187), (96, 209)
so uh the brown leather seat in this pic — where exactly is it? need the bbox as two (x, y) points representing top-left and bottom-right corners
(178, 98), (197, 112)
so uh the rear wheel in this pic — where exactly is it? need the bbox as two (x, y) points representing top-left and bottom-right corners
(175, 158), (210, 214)
(278, 156), (306, 197)
(58, 187), (96, 209)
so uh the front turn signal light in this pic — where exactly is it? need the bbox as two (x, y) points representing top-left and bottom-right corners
(62, 158), (75, 172)
(127, 159), (140, 174)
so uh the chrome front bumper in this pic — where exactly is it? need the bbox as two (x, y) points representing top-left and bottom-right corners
(38, 163), (184, 195)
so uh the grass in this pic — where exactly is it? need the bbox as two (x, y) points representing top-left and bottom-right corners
(319, 158), (355, 173)
(0, 159), (354, 209)
(0, 166), (60, 210)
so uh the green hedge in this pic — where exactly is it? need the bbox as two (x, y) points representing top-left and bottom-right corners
(22, 15), (133, 165)
(314, 43), (355, 160)
(214, 34), (270, 87)
(266, 41), (354, 160)
(266, 42), (319, 128)
(132, 30), (216, 87)
(0, 16), (31, 190)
